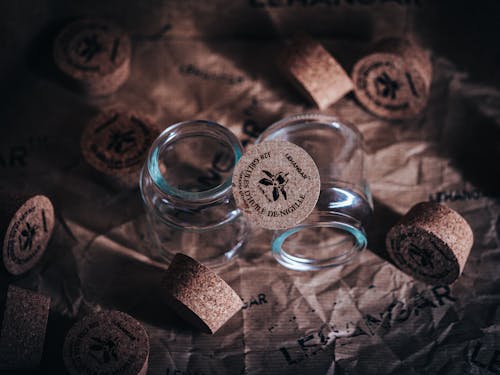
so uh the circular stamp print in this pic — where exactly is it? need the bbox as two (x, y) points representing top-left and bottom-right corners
(352, 53), (429, 119)
(232, 141), (320, 230)
(63, 310), (149, 375)
(54, 18), (131, 95)
(2, 195), (55, 276)
(81, 112), (158, 177)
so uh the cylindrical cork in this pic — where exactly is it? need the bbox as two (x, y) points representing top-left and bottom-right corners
(63, 310), (149, 375)
(0, 285), (51, 370)
(278, 34), (354, 110)
(352, 38), (432, 120)
(54, 18), (131, 96)
(386, 202), (473, 285)
(0, 194), (55, 276)
(80, 111), (159, 187)
(162, 253), (243, 334)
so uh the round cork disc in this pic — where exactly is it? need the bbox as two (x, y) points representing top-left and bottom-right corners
(63, 310), (149, 375)
(232, 141), (321, 230)
(279, 35), (354, 110)
(2, 195), (55, 276)
(54, 18), (131, 96)
(162, 253), (243, 334)
(352, 39), (432, 120)
(386, 202), (473, 285)
(81, 112), (159, 179)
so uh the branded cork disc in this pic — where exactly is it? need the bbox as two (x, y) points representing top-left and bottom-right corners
(0, 285), (51, 370)
(63, 310), (149, 375)
(81, 111), (159, 181)
(232, 141), (320, 230)
(1, 195), (55, 276)
(352, 38), (432, 120)
(279, 35), (354, 109)
(162, 253), (243, 334)
(54, 18), (131, 96)
(386, 202), (473, 285)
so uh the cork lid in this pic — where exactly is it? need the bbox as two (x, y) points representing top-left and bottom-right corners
(63, 310), (149, 375)
(2, 195), (55, 276)
(386, 202), (474, 285)
(352, 38), (432, 120)
(54, 18), (131, 79)
(0, 285), (51, 371)
(232, 141), (321, 230)
(162, 253), (243, 334)
(279, 34), (354, 109)
(81, 111), (159, 179)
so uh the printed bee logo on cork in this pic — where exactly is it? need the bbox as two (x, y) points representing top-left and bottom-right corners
(374, 71), (400, 99)
(107, 129), (137, 154)
(76, 33), (103, 63)
(89, 336), (119, 364)
(258, 170), (289, 202)
(19, 222), (38, 252)
(408, 243), (434, 270)
(232, 141), (320, 230)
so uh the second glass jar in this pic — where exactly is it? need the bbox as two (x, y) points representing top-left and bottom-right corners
(257, 114), (373, 271)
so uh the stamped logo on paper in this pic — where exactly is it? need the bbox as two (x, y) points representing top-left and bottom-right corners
(232, 141), (320, 230)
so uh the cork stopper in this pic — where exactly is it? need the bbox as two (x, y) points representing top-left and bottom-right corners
(386, 202), (474, 285)
(278, 34), (354, 109)
(232, 141), (321, 230)
(1, 195), (55, 276)
(80, 111), (159, 187)
(162, 253), (243, 334)
(54, 18), (131, 96)
(63, 310), (149, 375)
(352, 38), (432, 120)
(0, 285), (51, 370)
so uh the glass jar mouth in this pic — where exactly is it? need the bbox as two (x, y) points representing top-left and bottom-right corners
(257, 113), (365, 149)
(272, 218), (367, 271)
(146, 120), (243, 202)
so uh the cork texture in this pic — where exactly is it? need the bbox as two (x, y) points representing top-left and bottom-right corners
(279, 34), (354, 109)
(162, 253), (243, 334)
(386, 202), (474, 285)
(54, 18), (131, 96)
(352, 38), (432, 120)
(0, 285), (51, 370)
(1, 195), (55, 275)
(232, 141), (320, 230)
(81, 111), (159, 184)
(63, 310), (149, 375)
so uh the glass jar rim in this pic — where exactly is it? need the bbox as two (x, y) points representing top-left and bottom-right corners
(146, 120), (243, 202)
(257, 113), (364, 147)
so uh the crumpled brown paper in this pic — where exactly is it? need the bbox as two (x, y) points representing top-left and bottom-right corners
(0, 2), (499, 374)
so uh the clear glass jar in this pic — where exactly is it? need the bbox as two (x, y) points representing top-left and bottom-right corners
(140, 120), (249, 267)
(257, 114), (373, 271)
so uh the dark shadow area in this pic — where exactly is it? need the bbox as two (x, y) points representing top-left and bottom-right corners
(439, 95), (500, 199)
(416, 0), (500, 88)
(24, 17), (80, 94)
(366, 198), (402, 265)
(78, 238), (195, 333)
(39, 312), (73, 373)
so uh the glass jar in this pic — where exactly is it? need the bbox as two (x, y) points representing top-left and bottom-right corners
(140, 120), (249, 267)
(257, 114), (373, 271)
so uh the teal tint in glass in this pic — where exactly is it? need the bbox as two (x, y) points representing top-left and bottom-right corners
(140, 120), (248, 267)
(257, 114), (373, 271)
